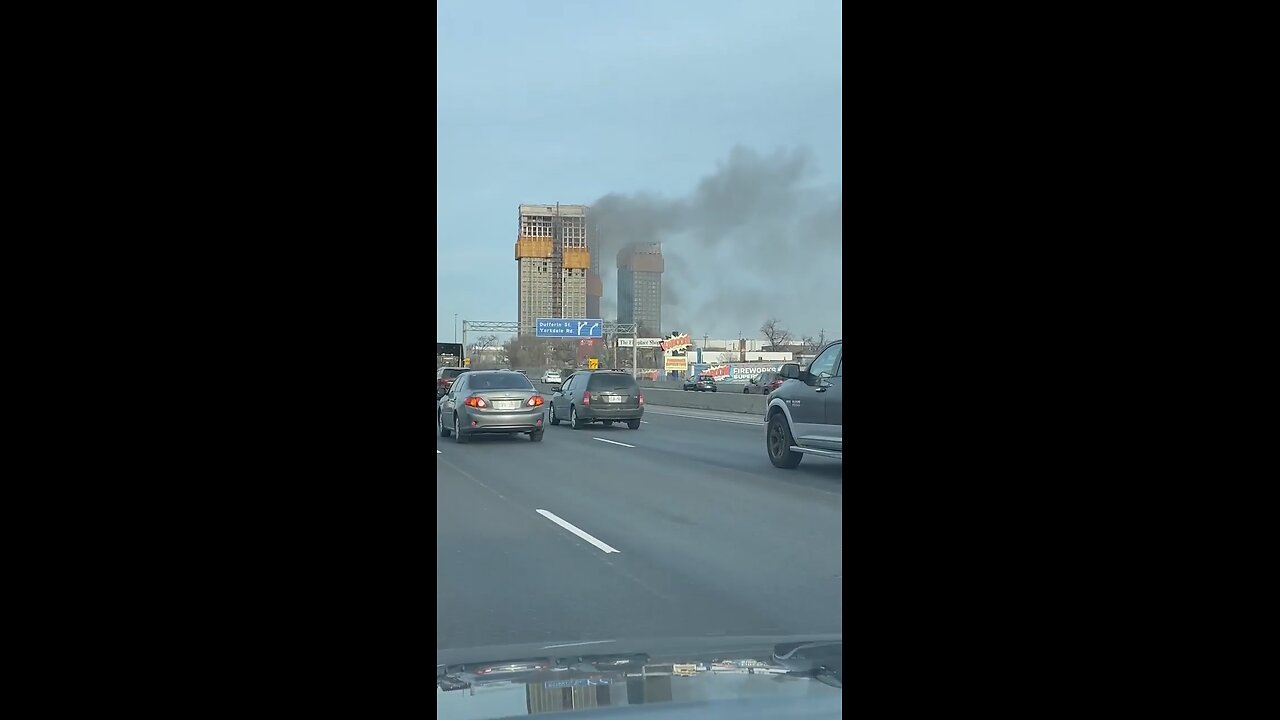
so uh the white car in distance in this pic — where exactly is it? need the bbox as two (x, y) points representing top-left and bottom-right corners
(541, 369), (563, 385)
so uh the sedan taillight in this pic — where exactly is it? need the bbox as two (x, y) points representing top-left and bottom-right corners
(464, 396), (488, 408)
(526, 395), (544, 407)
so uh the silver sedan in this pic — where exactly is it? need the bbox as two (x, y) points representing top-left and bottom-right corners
(438, 370), (546, 443)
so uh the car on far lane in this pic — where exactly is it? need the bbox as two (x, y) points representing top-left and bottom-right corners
(439, 370), (546, 443)
(541, 369), (562, 385)
(744, 371), (785, 395)
(437, 366), (469, 400)
(683, 375), (718, 392)
(766, 340), (842, 468)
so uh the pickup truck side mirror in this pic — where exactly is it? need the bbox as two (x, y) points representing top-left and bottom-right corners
(779, 363), (801, 380)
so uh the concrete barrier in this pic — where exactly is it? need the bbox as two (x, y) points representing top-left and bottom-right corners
(640, 387), (766, 415)
(535, 381), (766, 416)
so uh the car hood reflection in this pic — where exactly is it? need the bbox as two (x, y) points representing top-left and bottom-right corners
(437, 635), (841, 717)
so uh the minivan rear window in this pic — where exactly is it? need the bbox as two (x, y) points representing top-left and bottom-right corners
(588, 373), (638, 391)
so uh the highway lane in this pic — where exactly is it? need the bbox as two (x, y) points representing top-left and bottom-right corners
(436, 403), (842, 651)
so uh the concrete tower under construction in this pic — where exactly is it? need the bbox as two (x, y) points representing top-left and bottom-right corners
(515, 204), (591, 334)
(617, 243), (664, 336)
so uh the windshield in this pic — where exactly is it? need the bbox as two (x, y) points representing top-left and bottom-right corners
(437, 1), (841, 716)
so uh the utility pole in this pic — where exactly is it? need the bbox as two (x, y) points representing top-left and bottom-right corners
(454, 314), (458, 342)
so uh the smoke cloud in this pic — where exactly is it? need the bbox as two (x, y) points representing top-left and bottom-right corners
(591, 146), (841, 342)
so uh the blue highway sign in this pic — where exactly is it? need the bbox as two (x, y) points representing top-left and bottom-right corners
(536, 318), (603, 338)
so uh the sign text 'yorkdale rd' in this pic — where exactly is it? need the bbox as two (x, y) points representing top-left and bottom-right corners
(534, 318), (603, 338)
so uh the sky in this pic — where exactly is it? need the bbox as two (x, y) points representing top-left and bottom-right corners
(437, 0), (841, 345)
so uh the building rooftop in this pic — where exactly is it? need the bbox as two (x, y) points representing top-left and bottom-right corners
(518, 204), (587, 216)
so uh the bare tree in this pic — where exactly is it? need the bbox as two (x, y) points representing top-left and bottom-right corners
(799, 329), (829, 353)
(760, 318), (793, 351)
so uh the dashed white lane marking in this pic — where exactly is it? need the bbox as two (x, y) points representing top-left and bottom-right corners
(640, 420), (649, 424)
(641, 409), (765, 426)
(437, 450), (442, 454)
(536, 509), (620, 554)
(542, 639), (616, 649)
(593, 437), (636, 448)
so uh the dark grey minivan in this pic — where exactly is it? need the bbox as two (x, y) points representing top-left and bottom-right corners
(549, 370), (644, 430)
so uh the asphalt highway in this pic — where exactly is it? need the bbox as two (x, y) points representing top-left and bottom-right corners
(436, 399), (842, 651)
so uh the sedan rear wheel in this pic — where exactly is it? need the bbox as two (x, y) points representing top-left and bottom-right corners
(454, 413), (470, 444)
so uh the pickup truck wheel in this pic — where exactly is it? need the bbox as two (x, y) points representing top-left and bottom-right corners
(767, 412), (802, 468)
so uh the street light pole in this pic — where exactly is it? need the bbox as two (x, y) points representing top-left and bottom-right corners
(454, 314), (458, 342)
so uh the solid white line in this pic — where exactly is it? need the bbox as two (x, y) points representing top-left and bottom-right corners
(642, 409), (765, 425)
(593, 437), (636, 448)
(542, 639), (616, 649)
(536, 509), (621, 554)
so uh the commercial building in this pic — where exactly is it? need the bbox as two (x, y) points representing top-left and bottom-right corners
(617, 243), (664, 336)
(514, 204), (590, 334)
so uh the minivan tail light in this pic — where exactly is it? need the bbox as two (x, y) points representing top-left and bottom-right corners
(638, 393), (644, 406)
(464, 396), (487, 408)
(582, 390), (591, 406)
(526, 395), (544, 407)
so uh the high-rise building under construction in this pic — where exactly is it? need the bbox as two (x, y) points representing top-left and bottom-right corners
(617, 243), (664, 336)
(515, 204), (594, 334)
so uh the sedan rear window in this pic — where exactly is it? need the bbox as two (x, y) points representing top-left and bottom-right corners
(469, 374), (535, 390)
(441, 369), (466, 379)
(588, 373), (638, 391)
